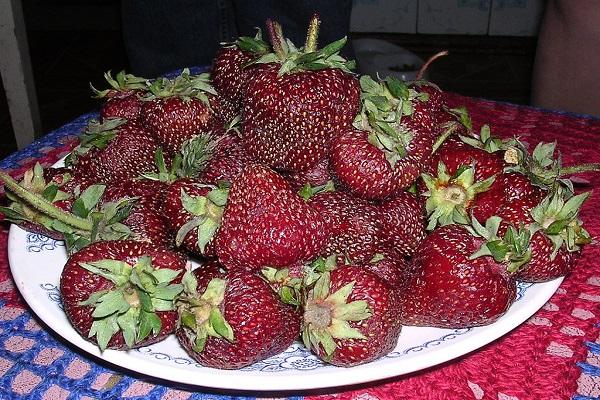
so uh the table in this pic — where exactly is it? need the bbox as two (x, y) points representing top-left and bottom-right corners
(0, 94), (598, 399)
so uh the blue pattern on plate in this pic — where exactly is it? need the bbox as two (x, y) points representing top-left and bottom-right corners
(26, 233), (65, 253)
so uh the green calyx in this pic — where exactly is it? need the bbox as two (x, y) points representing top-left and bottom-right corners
(458, 124), (510, 154)
(78, 255), (183, 351)
(90, 70), (148, 98)
(468, 216), (532, 273)
(504, 140), (600, 194)
(422, 162), (496, 230)
(144, 69), (217, 105)
(302, 271), (371, 360)
(353, 75), (425, 167)
(0, 171), (133, 253)
(177, 272), (234, 353)
(261, 266), (303, 306)
(298, 180), (335, 201)
(254, 15), (355, 76)
(65, 118), (127, 167)
(175, 185), (228, 254)
(140, 134), (221, 183)
(529, 187), (591, 258)
(303, 254), (340, 288)
(229, 28), (270, 55)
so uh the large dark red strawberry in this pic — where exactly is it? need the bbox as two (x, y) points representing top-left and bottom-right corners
(212, 32), (270, 115)
(0, 164), (87, 239)
(197, 130), (256, 185)
(308, 190), (382, 263)
(163, 178), (228, 257)
(375, 191), (426, 257)
(61, 240), (187, 350)
(102, 179), (172, 248)
(283, 157), (334, 192)
(427, 134), (505, 182)
(399, 224), (517, 328)
(487, 190), (591, 282)
(302, 266), (402, 366)
(67, 118), (160, 185)
(91, 70), (149, 122)
(216, 164), (328, 271)
(331, 76), (436, 200)
(241, 17), (359, 172)
(141, 69), (222, 155)
(176, 260), (301, 369)
(359, 249), (413, 290)
(0, 171), (135, 252)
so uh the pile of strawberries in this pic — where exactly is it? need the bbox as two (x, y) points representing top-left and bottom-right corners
(0, 16), (595, 369)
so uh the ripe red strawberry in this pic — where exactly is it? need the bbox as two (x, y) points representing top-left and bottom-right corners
(0, 172), (154, 254)
(141, 69), (222, 155)
(241, 17), (359, 172)
(197, 130), (255, 185)
(216, 164), (328, 271)
(102, 179), (172, 248)
(426, 135), (505, 182)
(490, 190), (591, 282)
(399, 224), (517, 328)
(331, 76), (436, 200)
(361, 249), (413, 290)
(164, 178), (228, 257)
(91, 70), (149, 122)
(67, 118), (161, 185)
(376, 191), (426, 257)
(212, 32), (270, 115)
(302, 266), (402, 366)
(0, 164), (87, 239)
(283, 157), (334, 192)
(61, 240), (187, 350)
(176, 261), (301, 369)
(308, 190), (382, 263)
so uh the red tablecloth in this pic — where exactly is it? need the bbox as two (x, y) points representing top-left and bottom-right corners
(0, 94), (598, 399)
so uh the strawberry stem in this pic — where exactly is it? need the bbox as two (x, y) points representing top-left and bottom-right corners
(304, 13), (321, 53)
(266, 19), (286, 60)
(416, 50), (449, 80)
(560, 163), (600, 176)
(0, 171), (93, 231)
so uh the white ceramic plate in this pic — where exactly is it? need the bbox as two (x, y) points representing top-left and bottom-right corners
(7, 223), (563, 391)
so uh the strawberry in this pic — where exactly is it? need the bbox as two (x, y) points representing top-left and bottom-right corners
(164, 178), (228, 257)
(241, 16), (359, 172)
(216, 164), (328, 271)
(141, 69), (221, 155)
(302, 266), (402, 366)
(283, 157), (334, 192)
(196, 129), (256, 185)
(331, 76), (435, 200)
(91, 70), (149, 122)
(484, 189), (591, 282)
(67, 118), (161, 185)
(308, 190), (382, 263)
(61, 240), (186, 350)
(427, 133), (505, 182)
(212, 31), (270, 115)
(376, 191), (426, 257)
(0, 172), (159, 254)
(0, 164), (84, 239)
(360, 249), (413, 290)
(176, 261), (301, 369)
(399, 223), (517, 328)
(102, 179), (172, 248)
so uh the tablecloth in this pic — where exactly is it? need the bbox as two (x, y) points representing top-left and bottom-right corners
(0, 93), (598, 400)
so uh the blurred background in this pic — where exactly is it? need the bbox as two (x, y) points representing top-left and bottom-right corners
(0, 0), (544, 158)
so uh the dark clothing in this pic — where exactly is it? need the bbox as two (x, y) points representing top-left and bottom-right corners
(121, 0), (352, 77)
